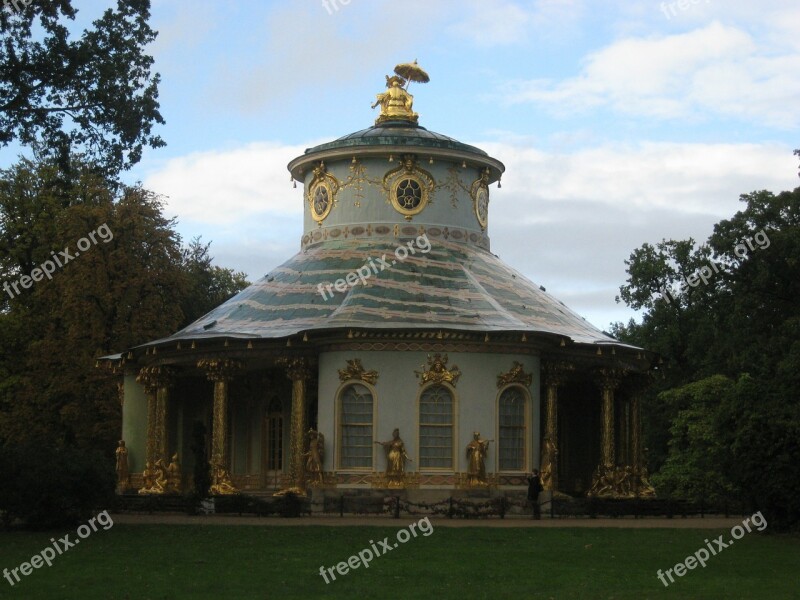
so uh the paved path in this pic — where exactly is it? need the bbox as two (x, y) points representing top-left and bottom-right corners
(111, 513), (743, 529)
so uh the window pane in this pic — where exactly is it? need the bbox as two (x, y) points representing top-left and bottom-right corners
(499, 387), (526, 471)
(340, 384), (373, 468)
(419, 385), (453, 469)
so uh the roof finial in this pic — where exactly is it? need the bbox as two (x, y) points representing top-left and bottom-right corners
(371, 61), (429, 126)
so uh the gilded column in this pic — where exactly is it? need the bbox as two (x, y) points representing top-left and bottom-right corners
(198, 358), (243, 495)
(597, 368), (622, 468)
(587, 368), (626, 497)
(136, 366), (175, 467)
(276, 357), (311, 496)
(540, 361), (574, 492)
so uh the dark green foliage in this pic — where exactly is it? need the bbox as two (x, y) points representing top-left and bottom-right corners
(0, 442), (115, 530)
(0, 1), (164, 175)
(614, 167), (800, 530)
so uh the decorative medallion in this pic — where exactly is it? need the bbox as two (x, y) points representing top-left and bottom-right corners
(337, 358), (379, 385)
(383, 154), (435, 220)
(415, 353), (461, 386)
(471, 168), (490, 231)
(307, 161), (340, 224)
(496, 361), (532, 388)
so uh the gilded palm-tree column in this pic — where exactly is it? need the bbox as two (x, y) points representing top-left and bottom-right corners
(587, 368), (625, 497)
(136, 366), (175, 467)
(198, 359), (242, 495)
(540, 361), (574, 492)
(276, 357), (311, 496)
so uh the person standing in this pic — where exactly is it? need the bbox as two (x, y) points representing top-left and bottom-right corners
(527, 469), (543, 519)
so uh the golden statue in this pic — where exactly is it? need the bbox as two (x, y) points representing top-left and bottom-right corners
(138, 461), (155, 495)
(115, 440), (130, 493)
(587, 464), (615, 497)
(375, 428), (412, 488)
(540, 436), (557, 490)
(210, 462), (238, 495)
(304, 429), (325, 486)
(166, 453), (183, 494)
(372, 75), (418, 125)
(151, 459), (168, 494)
(466, 432), (493, 487)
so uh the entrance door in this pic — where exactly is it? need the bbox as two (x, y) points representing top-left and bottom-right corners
(263, 396), (283, 488)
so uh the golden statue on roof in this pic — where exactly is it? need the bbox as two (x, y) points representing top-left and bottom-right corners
(372, 60), (429, 125)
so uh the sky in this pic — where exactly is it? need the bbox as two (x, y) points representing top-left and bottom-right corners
(8, 0), (800, 331)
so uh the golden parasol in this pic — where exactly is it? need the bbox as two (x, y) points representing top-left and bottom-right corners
(394, 59), (429, 90)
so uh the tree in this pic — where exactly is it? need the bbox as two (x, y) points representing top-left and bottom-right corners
(0, 157), (248, 452)
(614, 156), (800, 529)
(0, 1), (164, 175)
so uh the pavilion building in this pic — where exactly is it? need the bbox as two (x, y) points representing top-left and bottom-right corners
(102, 66), (655, 502)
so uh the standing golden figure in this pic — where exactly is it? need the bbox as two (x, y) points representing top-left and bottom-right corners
(375, 428), (412, 488)
(466, 432), (493, 487)
(304, 429), (325, 486)
(166, 453), (183, 494)
(115, 440), (130, 493)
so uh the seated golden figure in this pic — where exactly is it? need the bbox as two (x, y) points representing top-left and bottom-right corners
(371, 75), (418, 125)
(138, 461), (155, 495)
(210, 463), (238, 495)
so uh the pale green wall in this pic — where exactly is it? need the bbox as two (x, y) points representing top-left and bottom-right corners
(303, 158), (489, 239)
(122, 371), (147, 473)
(318, 350), (540, 478)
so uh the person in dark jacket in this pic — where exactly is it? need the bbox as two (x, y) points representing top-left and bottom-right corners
(527, 469), (543, 519)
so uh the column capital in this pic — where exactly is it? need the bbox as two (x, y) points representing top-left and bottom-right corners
(198, 359), (243, 382)
(136, 366), (177, 395)
(277, 357), (312, 382)
(542, 361), (574, 388)
(594, 367), (627, 391)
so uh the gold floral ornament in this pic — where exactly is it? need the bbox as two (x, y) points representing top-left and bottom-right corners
(496, 361), (532, 388)
(415, 353), (461, 386)
(338, 358), (379, 385)
(307, 161), (340, 224)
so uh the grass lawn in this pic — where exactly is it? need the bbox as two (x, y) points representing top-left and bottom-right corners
(0, 520), (797, 599)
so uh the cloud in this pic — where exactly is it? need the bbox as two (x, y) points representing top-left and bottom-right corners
(142, 138), (797, 330)
(448, 0), (584, 46)
(502, 21), (800, 128)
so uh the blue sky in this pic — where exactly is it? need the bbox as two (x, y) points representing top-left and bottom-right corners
(6, 0), (800, 330)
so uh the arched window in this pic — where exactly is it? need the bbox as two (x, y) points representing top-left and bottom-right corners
(419, 384), (454, 469)
(339, 384), (374, 469)
(498, 386), (527, 471)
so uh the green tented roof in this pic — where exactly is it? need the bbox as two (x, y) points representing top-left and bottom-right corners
(143, 238), (624, 348)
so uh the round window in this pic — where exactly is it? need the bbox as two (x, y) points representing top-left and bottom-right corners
(310, 182), (333, 222)
(474, 186), (489, 229)
(391, 177), (427, 218)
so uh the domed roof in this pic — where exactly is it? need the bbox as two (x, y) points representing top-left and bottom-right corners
(304, 121), (489, 157)
(143, 237), (625, 348)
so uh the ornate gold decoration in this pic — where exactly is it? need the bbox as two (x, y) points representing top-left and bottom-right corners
(165, 453), (183, 494)
(276, 357), (312, 496)
(383, 154), (435, 221)
(375, 428), (412, 488)
(115, 440), (130, 494)
(371, 74), (419, 125)
(471, 168), (490, 230)
(136, 366), (176, 468)
(465, 432), (493, 487)
(198, 359), (242, 495)
(304, 429), (325, 487)
(337, 358), (379, 385)
(339, 158), (382, 207)
(307, 161), (341, 223)
(540, 362), (573, 492)
(210, 462), (238, 495)
(435, 165), (468, 208)
(415, 353), (461, 386)
(496, 361), (532, 388)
